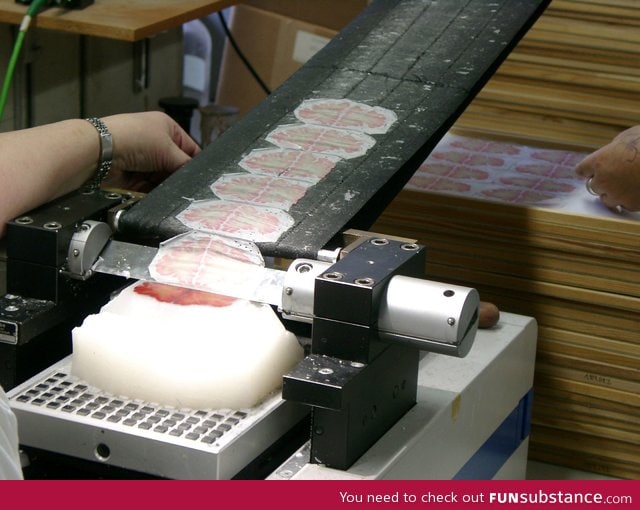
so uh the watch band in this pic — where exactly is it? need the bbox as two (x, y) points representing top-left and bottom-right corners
(85, 117), (113, 190)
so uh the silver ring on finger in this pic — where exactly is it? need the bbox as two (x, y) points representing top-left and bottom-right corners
(586, 176), (598, 196)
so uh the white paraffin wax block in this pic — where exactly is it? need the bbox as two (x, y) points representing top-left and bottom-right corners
(71, 282), (303, 410)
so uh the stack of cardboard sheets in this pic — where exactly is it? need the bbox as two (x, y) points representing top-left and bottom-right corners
(373, 0), (640, 478)
(455, 0), (640, 151)
(373, 133), (640, 479)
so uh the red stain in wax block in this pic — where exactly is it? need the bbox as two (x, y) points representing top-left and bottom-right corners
(134, 281), (236, 307)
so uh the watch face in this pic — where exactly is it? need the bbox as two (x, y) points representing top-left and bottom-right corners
(100, 130), (114, 162)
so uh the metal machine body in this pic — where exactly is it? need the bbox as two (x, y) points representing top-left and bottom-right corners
(1, 188), (486, 478)
(8, 360), (307, 479)
(281, 235), (478, 470)
(0, 190), (133, 391)
(271, 313), (537, 480)
(7, 312), (537, 479)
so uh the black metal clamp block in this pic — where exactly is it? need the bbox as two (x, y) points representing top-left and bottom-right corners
(1, 189), (129, 389)
(283, 346), (418, 470)
(283, 236), (426, 470)
(312, 238), (425, 363)
(314, 238), (425, 326)
(6, 190), (124, 302)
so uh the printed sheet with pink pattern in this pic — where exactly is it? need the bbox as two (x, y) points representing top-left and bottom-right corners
(409, 134), (640, 220)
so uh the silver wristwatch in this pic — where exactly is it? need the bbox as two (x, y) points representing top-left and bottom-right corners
(85, 117), (113, 190)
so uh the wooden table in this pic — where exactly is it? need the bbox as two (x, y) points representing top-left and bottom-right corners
(0, 0), (236, 41)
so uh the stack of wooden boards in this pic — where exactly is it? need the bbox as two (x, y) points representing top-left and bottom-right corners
(375, 187), (639, 479)
(455, 0), (640, 151)
(375, 0), (639, 479)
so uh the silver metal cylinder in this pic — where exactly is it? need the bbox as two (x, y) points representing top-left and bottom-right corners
(281, 260), (479, 357)
(377, 276), (479, 357)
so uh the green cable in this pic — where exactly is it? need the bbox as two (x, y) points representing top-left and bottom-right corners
(0, 0), (50, 122)
(0, 31), (27, 121)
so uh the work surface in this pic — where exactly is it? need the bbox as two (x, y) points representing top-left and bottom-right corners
(0, 0), (235, 41)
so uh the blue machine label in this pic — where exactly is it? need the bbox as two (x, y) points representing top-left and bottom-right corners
(454, 389), (534, 480)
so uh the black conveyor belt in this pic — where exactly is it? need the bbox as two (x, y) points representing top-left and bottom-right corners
(119, 0), (550, 259)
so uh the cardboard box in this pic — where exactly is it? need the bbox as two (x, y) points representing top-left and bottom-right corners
(243, 0), (368, 31)
(215, 5), (340, 117)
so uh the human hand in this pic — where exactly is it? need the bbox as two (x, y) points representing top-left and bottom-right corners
(575, 126), (640, 212)
(100, 111), (201, 192)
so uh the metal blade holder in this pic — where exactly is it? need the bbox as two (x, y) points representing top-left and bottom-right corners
(281, 237), (479, 470)
(0, 190), (131, 390)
